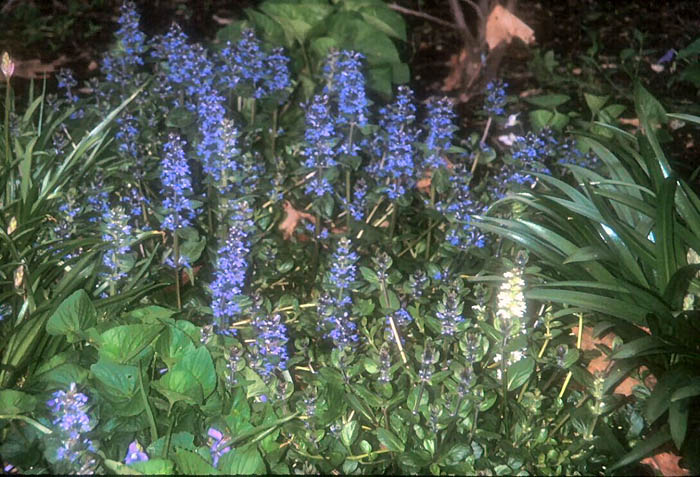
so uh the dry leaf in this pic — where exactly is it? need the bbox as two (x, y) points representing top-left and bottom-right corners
(642, 452), (690, 476)
(1, 55), (68, 80)
(574, 326), (656, 396)
(279, 200), (316, 240)
(618, 117), (640, 128)
(485, 5), (535, 51)
(441, 47), (482, 94)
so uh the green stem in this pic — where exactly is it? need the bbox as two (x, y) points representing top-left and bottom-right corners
(388, 199), (398, 241)
(425, 182), (435, 260)
(271, 108), (278, 159)
(500, 339), (509, 433)
(345, 124), (355, 231)
(412, 383), (425, 415)
(162, 410), (176, 458)
(138, 361), (158, 443)
(4, 77), (10, 166)
(173, 230), (181, 311)
(0, 414), (52, 434)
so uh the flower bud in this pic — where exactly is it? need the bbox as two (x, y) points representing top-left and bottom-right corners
(1, 52), (14, 79)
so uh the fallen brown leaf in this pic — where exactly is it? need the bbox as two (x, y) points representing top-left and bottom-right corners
(1, 55), (69, 80)
(642, 451), (689, 476)
(279, 200), (316, 240)
(574, 326), (656, 396)
(485, 5), (535, 51)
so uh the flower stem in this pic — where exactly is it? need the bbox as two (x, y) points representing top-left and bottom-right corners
(173, 230), (181, 310)
(138, 361), (158, 443)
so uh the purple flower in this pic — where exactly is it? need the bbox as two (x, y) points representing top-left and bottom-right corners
(484, 80), (508, 116)
(320, 237), (360, 349)
(250, 309), (289, 379)
(210, 200), (254, 335)
(323, 50), (369, 128)
(219, 29), (290, 99)
(303, 95), (339, 197)
(46, 383), (97, 471)
(100, 206), (133, 285)
(423, 96), (457, 171)
(124, 440), (149, 464)
(160, 133), (198, 233)
(207, 427), (232, 468)
(369, 86), (418, 199)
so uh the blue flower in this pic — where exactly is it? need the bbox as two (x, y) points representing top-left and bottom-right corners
(250, 309), (289, 379)
(207, 428), (231, 468)
(323, 50), (369, 128)
(303, 95), (338, 198)
(345, 178), (368, 221)
(484, 80), (508, 116)
(102, 1), (146, 84)
(46, 383), (97, 471)
(219, 29), (290, 99)
(124, 440), (149, 465)
(435, 287), (465, 336)
(370, 86), (418, 199)
(100, 206), (133, 285)
(423, 96), (457, 171)
(320, 237), (360, 349)
(210, 200), (254, 335)
(160, 133), (198, 232)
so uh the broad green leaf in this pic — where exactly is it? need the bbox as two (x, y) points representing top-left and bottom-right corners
(155, 325), (196, 369)
(179, 346), (217, 399)
(610, 335), (666, 360)
(523, 94), (570, 108)
(98, 325), (164, 364)
(346, 392), (375, 423)
(173, 448), (220, 475)
(507, 357), (535, 391)
(525, 288), (648, 325)
(221, 446), (265, 475)
(341, 420), (359, 448)
(129, 459), (175, 475)
(529, 109), (554, 130)
(671, 380), (700, 401)
(677, 38), (700, 59)
(655, 177), (679, 289)
(46, 289), (97, 343)
(0, 390), (37, 414)
(147, 431), (196, 458)
(669, 398), (689, 449)
(584, 93), (608, 115)
(645, 369), (692, 424)
(128, 306), (177, 324)
(376, 427), (405, 452)
(609, 427), (671, 472)
(90, 359), (142, 416)
(153, 369), (203, 406)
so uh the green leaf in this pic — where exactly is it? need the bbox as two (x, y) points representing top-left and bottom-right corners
(584, 93), (608, 115)
(677, 38), (700, 59)
(129, 459), (175, 475)
(346, 392), (375, 423)
(98, 325), (163, 364)
(220, 445), (266, 475)
(173, 448), (220, 475)
(507, 357), (535, 391)
(525, 289), (648, 325)
(45, 289), (97, 343)
(147, 431), (196, 457)
(90, 359), (140, 414)
(562, 246), (612, 264)
(609, 426), (671, 472)
(529, 109), (554, 130)
(258, 1), (331, 45)
(645, 370), (691, 424)
(610, 335), (666, 360)
(128, 306), (177, 324)
(376, 427), (405, 452)
(669, 398), (689, 449)
(671, 380), (700, 402)
(341, 421), (359, 448)
(656, 177), (679, 289)
(351, 1), (406, 41)
(0, 390), (37, 414)
(523, 94), (570, 109)
(379, 288), (400, 311)
(155, 325), (196, 368)
(359, 266), (379, 284)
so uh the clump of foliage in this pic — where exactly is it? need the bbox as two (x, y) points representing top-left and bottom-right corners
(0, 2), (698, 475)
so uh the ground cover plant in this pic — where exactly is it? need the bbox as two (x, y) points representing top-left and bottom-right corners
(0, 2), (698, 475)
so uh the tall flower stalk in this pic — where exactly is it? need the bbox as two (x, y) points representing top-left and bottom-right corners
(160, 133), (198, 309)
